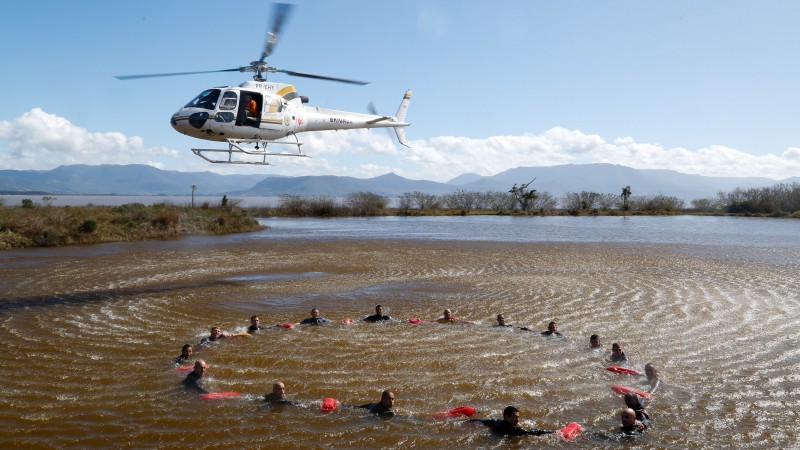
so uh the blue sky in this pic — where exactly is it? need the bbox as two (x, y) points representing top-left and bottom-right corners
(2, 0), (800, 181)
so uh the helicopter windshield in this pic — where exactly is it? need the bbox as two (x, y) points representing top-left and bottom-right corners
(184, 89), (221, 110)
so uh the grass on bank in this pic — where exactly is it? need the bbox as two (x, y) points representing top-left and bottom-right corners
(0, 202), (263, 250)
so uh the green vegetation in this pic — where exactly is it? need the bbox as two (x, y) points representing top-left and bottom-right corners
(257, 182), (800, 218)
(3, 182), (797, 249)
(692, 183), (800, 216)
(0, 201), (263, 249)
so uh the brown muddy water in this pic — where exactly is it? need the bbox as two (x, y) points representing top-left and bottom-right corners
(1, 235), (798, 448)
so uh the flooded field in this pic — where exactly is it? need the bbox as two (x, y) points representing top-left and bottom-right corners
(1, 217), (798, 448)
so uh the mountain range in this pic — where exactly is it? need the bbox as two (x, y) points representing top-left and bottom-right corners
(1, 164), (796, 201)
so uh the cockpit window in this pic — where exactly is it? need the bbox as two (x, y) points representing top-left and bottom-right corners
(219, 91), (238, 111)
(184, 89), (221, 110)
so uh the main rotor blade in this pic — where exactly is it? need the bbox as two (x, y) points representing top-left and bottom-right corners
(115, 68), (241, 80)
(260, 3), (294, 63)
(276, 68), (369, 85)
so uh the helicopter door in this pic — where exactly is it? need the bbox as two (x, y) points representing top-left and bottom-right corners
(215, 91), (238, 123)
(237, 92), (263, 128)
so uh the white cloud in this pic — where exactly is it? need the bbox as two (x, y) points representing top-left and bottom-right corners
(2, 109), (799, 181)
(0, 108), (178, 169)
(397, 128), (800, 181)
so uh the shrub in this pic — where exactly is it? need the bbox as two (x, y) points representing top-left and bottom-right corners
(307, 196), (340, 216)
(21, 198), (34, 208)
(345, 192), (387, 216)
(39, 228), (61, 246)
(280, 195), (307, 215)
(113, 203), (150, 222)
(441, 189), (477, 210)
(151, 208), (181, 229)
(79, 219), (98, 233)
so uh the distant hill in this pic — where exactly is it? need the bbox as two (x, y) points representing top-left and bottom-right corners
(0, 163), (794, 200)
(456, 164), (787, 199)
(0, 164), (270, 195)
(242, 172), (454, 196)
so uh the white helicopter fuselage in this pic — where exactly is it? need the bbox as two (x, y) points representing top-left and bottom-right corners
(171, 81), (410, 144)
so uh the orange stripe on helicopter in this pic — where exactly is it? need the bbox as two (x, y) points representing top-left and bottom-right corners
(277, 85), (300, 101)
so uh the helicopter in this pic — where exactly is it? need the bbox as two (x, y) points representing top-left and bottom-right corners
(115, 3), (410, 166)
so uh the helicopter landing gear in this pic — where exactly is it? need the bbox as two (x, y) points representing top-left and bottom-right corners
(191, 135), (306, 165)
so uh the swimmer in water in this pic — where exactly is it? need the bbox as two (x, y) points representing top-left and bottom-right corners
(362, 305), (393, 322)
(247, 315), (263, 333)
(467, 406), (554, 437)
(494, 314), (513, 327)
(435, 309), (474, 324)
(610, 342), (628, 363)
(174, 344), (193, 364)
(199, 327), (227, 346)
(644, 363), (662, 393)
(623, 392), (651, 422)
(299, 308), (331, 325)
(589, 334), (603, 349)
(182, 359), (209, 394)
(541, 321), (563, 337)
(263, 381), (293, 404)
(619, 407), (647, 435)
(359, 390), (395, 416)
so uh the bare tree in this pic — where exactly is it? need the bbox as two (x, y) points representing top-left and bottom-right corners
(509, 178), (538, 211)
(621, 186), (632, 210)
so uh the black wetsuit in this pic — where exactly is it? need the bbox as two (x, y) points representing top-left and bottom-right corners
(247, 325), (264, 333)
(363, 314), (392, 323)
(620, 422), (646, 436)
(299, 317), (331, 325)
(359, 402), (395, 416)
(174, 355), (190, 364)
(632, 404), (651, 422)
(541, 330), (563, 337)
(263, 393), (293, 405)
(182, 371), (208, 394)
(469, 419), (554, 437)
(610, 352), (628, 363)
(198, 335), (225, 347)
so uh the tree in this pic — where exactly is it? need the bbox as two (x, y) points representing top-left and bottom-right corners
(509, 178), (538, 211)
(621, 186), (632, 210)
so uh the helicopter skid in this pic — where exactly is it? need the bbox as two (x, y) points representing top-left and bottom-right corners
(191, 138), (307, 165)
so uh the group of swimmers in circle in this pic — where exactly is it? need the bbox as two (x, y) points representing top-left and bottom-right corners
(173, 305), (663, 441)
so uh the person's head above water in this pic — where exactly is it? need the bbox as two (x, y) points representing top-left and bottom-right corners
(380, 390), (395, 409)
(310, 308), (321, 318)
(547, 321), (557, 332)
(181, 344), (193, 357)
(375, 305), (383, 315)
(589, 334), (601, 348)
(620, 408), (637, 427)
(250, 315), (260, 326)
(194, 359), (208, 377)
(272, 381), (285, 398)
(496, 314), (506, 326)
(209, 327), (222, 340)
(645, 363), (659, 379)
(624, 392), (642, 409)
(442, 309), (453, 319)
(502, 406), (520, 426)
